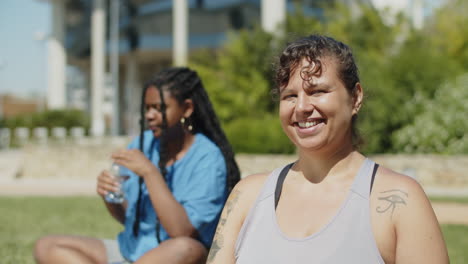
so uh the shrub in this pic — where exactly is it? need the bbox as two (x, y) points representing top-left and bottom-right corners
(393, 74), (468, 154)
(1, 109), (90, 136)
(224, 115), (295, 154)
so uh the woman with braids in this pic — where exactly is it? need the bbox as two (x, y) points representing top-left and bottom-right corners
(34, 67), (240, 264)
(207, 35), (448, 264)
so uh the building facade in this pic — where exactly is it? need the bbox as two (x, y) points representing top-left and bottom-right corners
(50, 0), (408, 136)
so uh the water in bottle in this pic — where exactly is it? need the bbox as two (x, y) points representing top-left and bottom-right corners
(105, 164), (127, 204)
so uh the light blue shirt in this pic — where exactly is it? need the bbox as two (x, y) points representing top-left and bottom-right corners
(117, 131), (228, 262)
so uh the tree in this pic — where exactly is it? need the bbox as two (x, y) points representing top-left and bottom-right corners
(190, 1), (468, 154)
(191, 28), (276, 123)
(393, 74), (468, 154)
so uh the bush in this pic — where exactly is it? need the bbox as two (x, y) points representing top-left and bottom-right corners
(192, 27), (277, 124)
(1, 109), (90, 136)
(393, 74), (468, 154)
(224, 115), (296, 154)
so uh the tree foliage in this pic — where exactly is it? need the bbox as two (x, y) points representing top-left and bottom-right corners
(393, 74), (468, 153)
(192, 28), (277, 123)
(191, 1), (468, 154)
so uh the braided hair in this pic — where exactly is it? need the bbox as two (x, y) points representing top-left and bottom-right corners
(133, 67), (241, 238)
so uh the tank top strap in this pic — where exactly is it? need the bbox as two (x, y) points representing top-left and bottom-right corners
(255, 166), (287, 201)
(350, 158), (376, 199)
(234, 165), (289, 257)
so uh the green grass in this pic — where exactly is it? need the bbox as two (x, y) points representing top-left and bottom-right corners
(1, 197), (467, 263)
(442, 224), (468, 263)
(0, 196), (122, 264)
(429, 196), (468, 204)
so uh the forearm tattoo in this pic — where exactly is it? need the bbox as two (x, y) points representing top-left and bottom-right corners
(376, 189), (408, 218)
(207, 189), (241, 263)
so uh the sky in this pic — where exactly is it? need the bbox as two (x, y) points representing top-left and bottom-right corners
(0, 0), (50, 98)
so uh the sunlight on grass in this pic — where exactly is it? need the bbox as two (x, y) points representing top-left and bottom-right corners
(441, 224), (468, 263)
(429, 196), (468, 204)
(0, 197), (466, 263)
(0, 196), (122, 264)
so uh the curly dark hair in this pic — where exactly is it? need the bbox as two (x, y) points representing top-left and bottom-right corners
(133, 67), (241, 238)
(274, 34), (362, 148)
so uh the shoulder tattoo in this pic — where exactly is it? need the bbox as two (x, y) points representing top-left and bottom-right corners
(376, 189), (408, 218)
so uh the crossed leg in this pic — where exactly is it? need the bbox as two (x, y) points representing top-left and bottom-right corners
(135, 237), (207, 264)
(35, 235), (207, 264)
(34, 235), (107, 264)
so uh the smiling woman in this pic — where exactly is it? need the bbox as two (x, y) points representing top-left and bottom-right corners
(206, 35), (449, 264)
(278, 56), (361, 153)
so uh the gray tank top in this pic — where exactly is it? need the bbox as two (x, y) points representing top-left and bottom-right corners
(235, 159), (385, 264)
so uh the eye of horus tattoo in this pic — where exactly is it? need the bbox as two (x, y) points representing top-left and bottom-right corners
(376, 189), (408, 218)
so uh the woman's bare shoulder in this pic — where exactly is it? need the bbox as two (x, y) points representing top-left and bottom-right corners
(227, 172), (271, 216)
(371, 165), (449, 263)
(371, 165), (433, 222)
(238, 172), (271, 188)
(234, 172), (270, 199)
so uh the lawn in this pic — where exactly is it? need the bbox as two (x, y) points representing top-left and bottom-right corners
(1, 196), (467, 263)
(0, 196), (121, 264)
(429, 195), (468, 204)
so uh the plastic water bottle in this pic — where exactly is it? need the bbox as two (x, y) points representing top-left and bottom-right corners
(105, 164), (127, 204)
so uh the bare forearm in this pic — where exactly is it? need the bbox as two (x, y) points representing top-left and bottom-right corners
(143, 169), (196, 237)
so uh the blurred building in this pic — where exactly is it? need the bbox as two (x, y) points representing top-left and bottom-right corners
(0, 94), (41, 119)
(371, 0), (423, 27)
(44, 0), (382, 136)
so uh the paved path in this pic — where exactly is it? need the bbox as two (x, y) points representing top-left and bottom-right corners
(0, 178), (95, 196)
(432, 203), (468, 225)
